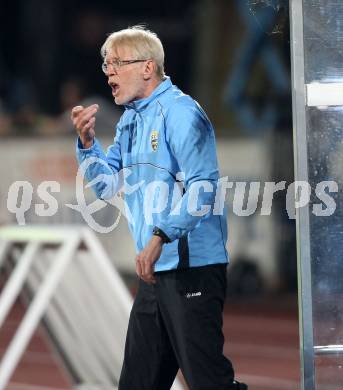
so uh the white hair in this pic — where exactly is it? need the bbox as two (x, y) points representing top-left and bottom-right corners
(101, 25), (165, 79)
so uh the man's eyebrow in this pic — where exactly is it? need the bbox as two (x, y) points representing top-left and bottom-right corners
(104, 57), (120, 62)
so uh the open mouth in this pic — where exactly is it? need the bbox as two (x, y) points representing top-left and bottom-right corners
(109, 82), (120, 96)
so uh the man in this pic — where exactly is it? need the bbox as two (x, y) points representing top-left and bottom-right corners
(71, 25), (247, 390)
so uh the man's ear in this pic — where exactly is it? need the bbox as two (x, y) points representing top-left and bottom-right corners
(143, 60), (155, 80)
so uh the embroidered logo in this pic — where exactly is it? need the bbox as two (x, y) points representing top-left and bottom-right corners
(185, 292), (202, 299)
(150, 130), (158, 151)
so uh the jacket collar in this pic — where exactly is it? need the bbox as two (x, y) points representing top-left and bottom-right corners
(124, 76), (172, 112)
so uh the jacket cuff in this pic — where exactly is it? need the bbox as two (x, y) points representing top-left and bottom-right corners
(155, 224), (179, 242)
(153, 226), (172, 243)
(76, 136), (96, 153)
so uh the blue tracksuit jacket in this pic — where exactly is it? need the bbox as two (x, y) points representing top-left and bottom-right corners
(76, 77), (228, 271)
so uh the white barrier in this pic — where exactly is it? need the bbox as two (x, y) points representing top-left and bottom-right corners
(0, 225), (184, 390)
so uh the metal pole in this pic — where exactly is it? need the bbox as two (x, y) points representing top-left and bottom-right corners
(314, 345), (343, 355)
(0, 242), (39, 328)
(25, 257), (97, 384)
(0, 241), (10, 269)
(290, 1), (315, 389)
(82, 228), (133, 315)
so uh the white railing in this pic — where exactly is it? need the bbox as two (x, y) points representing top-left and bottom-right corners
(0, 225), (183, 390)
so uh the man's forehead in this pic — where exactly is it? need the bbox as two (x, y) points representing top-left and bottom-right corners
(105, 45), (132, 59)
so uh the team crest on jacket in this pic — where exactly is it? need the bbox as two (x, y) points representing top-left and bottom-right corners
(150, 130), (158, 151)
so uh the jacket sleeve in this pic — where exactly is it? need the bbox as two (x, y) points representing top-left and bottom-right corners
(157, 100), (220, 242)
(76, 126), (123, 200)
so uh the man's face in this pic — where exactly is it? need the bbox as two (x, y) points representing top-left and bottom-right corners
(105, 46), (147, 105)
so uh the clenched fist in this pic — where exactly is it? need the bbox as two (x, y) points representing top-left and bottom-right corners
(71, 104), (99, 148)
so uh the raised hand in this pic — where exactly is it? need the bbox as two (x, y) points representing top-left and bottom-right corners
(71, 104), (99, 148)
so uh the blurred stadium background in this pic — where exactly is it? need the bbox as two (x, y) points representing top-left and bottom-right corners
(0, 1), (300, 389)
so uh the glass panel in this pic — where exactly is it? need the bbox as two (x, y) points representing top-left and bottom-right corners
(306, 109), (343, 351)
(303, 0), (343, 82)
(315, 355), (343, 390)
(301, 1), (343, 388)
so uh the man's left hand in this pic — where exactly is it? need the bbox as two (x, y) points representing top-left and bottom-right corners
(135, 236), (163, 284)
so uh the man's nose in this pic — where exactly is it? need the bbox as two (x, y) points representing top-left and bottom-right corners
(107, 64), (117, 75)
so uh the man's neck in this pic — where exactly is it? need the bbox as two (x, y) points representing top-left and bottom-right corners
(141, 77), (163, 99)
